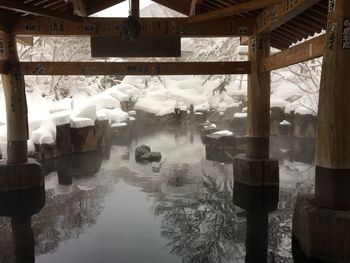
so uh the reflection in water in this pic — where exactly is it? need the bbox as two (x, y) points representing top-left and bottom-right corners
(0, 127), (318, 262)
(154, 168), (245, 263)
(11, 216), (35, 263)
(0, 188), (45, 263)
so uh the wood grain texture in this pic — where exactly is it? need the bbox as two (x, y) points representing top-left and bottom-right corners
(261, 34), (326, 72)
(315, 0), (350, 169)
(247, 33), (271, 138)
(20, 61), (251, 75)
(0, 32), (29, 163)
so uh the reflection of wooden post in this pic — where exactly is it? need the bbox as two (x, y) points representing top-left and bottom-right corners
(247, 33), (271, 159)
(315, 0), (350, 209)
(11, 216), (35, 263)
(0, 31), (29, 164)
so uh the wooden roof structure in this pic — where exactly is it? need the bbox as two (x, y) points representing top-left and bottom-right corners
(0, 0), (328, 49)
(0, 0), (328, 76)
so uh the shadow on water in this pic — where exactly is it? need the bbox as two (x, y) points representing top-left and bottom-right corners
(0, 126), (324, 262)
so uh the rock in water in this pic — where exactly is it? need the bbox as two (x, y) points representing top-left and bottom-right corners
(148, 152), (162, 162)
(135, 144), (162, 163)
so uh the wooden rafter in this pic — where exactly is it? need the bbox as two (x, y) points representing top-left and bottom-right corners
(0, 0), (79, 21)
(188, 0), (282, 23)
(18, 61), (251, 75)
(260, 34), (325, 72)
(257, 0), (321, 33)
(86, 0), (125, 15)
(8, 16), (255, 37)
(190, 0), (203, 16)
(16, 36), (34, 46)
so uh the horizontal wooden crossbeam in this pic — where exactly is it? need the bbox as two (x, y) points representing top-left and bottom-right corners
(189, 0), (281, 23)
(257, 0), (320, 33)
(260, 34), (325, 72)
(9, 16), (254, 37)
(19, 61), (251, 75)
(0, 0), (79, 21)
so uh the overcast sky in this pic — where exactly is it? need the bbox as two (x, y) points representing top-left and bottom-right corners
(95, 0), (154, 17)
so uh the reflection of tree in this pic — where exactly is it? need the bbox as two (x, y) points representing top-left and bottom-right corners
(268, 175), (314, 263)
(154, 163), (246, 263)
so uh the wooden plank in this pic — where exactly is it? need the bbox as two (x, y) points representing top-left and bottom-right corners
(190, 0), (203, 16)
(91, 37), (181, 57)
(257, 0), (320, 33)
(0, 0), (80, 21)
(10, 16), (254, 37)
(261, 34), (326, 72)
(16, 36), (34, 46)
(189, 0), (281, 23)
(20, 61), (251, 75)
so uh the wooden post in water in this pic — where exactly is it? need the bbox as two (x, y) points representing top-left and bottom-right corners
(247, 33), (271, 159)
(0, 31), (29, 164)
(315, 0), (350, 209)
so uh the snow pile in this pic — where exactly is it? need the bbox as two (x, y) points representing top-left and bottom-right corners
(213, 130), (234, 136)
(0, 83), (135, 156)
(234, 113), (247, 118)
(123, 75), (241, 115)
(280, 120), (291, 126)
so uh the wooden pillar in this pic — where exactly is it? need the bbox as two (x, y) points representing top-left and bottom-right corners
(0, 31), (29, 164)
(130, 0), (139, 18)
(247, 33), (271, 159)
(315, 0), (350, 209)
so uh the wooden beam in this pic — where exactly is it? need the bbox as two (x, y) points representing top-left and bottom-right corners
(0, 0), (80, 21)
(257, 0), (320, 33)
(189, 0), (281, 23)
(16, 36), (34, 46)
(10, 16), (254, 37)
(261, 34), (325, 72)
(20, 61), (251, 75)
(190, 0), (203, 16)
(70, 0), (87, 17)
(86, 0), (125, 15)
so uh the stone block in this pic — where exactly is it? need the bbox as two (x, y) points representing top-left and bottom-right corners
(231, 115), (247, 136)
(120, 101), (129, 112)
(111, 123), (130, 139)
(205, 133), (236, 163)
(56, 123), (72, 155)
(270, 107), (285, 136)
(34, 143), (61, 161)
(70, 125), (97, 153)
(278, 121), (292, 136)
(0, 159), (44, 191)
(0, 187), (45, 217)
(95, 119), (111, 148)
(293, 194), (350, 262)
(294, 113), (317, 139)
(233, 154), (279, 186)
(193, 112), (207, 124)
